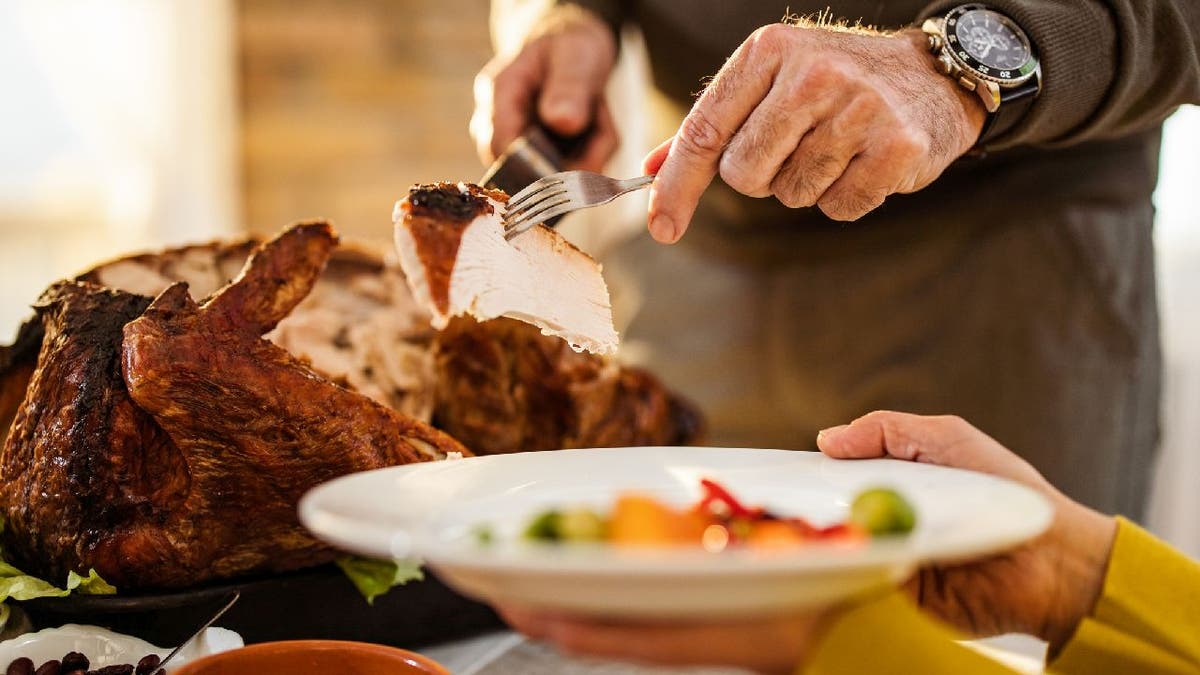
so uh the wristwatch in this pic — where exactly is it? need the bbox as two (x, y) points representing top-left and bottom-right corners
(921, 4), (1041, 140)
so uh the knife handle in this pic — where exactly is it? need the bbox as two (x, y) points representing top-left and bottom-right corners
(524, 123), (593, 167)
(480, 123), (597, 227)
(530, 123), (595, 162)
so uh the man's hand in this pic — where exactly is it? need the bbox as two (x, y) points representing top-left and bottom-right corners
(644, 23), (987, 243)
(498, 604), (831, 675)
(470, 6), (619, 172)
(817, 411), (1117, 650)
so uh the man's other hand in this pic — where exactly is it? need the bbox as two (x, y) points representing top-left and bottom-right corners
(644, 23), (987, 243)
(471, 6), (619, 172)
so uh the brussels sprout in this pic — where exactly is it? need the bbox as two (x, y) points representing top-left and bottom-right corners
(523, 510), (563, 541)
(522, 508), (608, 542)
(850, 488), (916, 536)
(557, 508), (608, 541)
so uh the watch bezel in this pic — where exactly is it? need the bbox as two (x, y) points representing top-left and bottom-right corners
(942, 4), (1039, 86)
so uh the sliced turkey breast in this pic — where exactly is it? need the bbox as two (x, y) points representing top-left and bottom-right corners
(393, 182), (618, 355)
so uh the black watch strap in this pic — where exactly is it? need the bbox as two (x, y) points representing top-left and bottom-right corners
(979, 78), (1040, 141)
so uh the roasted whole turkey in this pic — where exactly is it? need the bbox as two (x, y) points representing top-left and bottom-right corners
(0, 220), (700, 589)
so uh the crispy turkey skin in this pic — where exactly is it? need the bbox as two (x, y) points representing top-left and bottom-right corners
(433, 316), (702, 454)
(0, 219), (702, 590)
(0, 223), (466, 589)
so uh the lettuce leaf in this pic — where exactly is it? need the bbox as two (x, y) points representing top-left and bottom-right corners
(335, 556), (423, 605)
(0, 565), (70, 603)
(0, 518), (117, 630)
(67, 568), (118, 595)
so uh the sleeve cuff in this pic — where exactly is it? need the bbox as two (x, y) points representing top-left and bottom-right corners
(917, 1), (1117, 149)
(1049, 517), (1200, 672)
(801, 590), (1015, 674)
(1051, 618), (1199, 674)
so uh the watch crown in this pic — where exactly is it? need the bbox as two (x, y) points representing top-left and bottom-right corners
(937, 53), (956, 75)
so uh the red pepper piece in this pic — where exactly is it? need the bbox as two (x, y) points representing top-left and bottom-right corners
(699, 478), (765, 519)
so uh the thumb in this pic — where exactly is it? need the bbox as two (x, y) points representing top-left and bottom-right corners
(816, 411), (1049, 491)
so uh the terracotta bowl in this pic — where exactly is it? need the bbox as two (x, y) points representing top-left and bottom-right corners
(171, 640), (449, 675)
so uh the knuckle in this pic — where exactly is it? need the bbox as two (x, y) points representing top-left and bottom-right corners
(855, 82), (887, 106)
(676, 108), (727, 156)
(892, 128), (931, 159)
(769, 171), (797, 207)
(819, 185), (885, 221)
(770, 173), (808, 209)
(808, 56), (853, 87)
(848, 90), (885, 119)
(773, 152), (838, 208)
(748, 24), (787, 54)
(778, 78), (807, 106)
(854, 408), (900, 432)
(718, 153), (759, 195)
(878, 416), (907, 443)
(774, 190), (805, 209)
(939, 415), (972, 432)
(864, 409), (896, 422)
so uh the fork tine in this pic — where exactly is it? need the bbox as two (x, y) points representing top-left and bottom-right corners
(503, 194), (572, 235)
(507, 202), (576, 237)
(505, 186), (567, 219)
(506, 177), (564, 213)
(503, 218), (537, 241)
(505, 193), (572, 230)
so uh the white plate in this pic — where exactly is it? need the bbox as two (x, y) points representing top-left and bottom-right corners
(0, 625), (243, 670)
(299, 447), (1052, 619)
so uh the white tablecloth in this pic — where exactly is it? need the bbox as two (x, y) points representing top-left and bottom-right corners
(418, 630), (1045, 675)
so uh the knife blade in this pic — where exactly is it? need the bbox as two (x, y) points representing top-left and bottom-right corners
(479, 125), (589, 226)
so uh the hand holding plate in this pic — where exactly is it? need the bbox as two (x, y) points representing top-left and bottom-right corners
(818, 411), (1117, 650)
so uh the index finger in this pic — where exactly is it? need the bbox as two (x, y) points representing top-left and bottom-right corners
(816, 411), (1051, 492)
(647, 31), (780, 243)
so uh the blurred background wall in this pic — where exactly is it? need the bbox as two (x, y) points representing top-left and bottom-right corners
(0, 1), (1196, 555)
(0, 0), (239, 334)
(239, 0), (493, 238)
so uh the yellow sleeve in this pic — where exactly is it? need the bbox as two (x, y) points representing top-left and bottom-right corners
(800, 590), (1017, 675)
(1049, 517), (1200, 674)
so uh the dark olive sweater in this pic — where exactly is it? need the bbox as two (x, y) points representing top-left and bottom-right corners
(511, 0), (1199, 516)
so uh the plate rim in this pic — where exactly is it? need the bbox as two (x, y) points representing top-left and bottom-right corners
(299, 446), (1054, 578)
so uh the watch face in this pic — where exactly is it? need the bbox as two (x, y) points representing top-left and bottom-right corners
(945, 5), (1037, 82)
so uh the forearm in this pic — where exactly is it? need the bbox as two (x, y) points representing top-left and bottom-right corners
(920, 0), (1200, 149)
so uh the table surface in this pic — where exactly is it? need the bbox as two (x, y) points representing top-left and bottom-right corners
(418, 630), (1047, 674)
